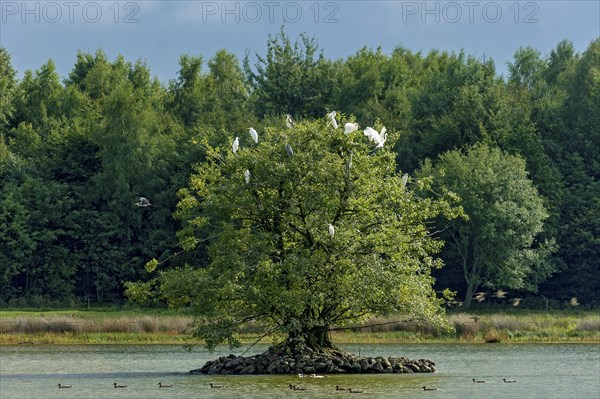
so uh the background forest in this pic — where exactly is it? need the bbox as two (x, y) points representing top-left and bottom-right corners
(0, 32), (598, 308)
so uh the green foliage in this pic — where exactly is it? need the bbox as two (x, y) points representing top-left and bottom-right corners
(153, 116), (460, 350)
(244, 29), (337, 118)
(0, 48), (18, 129)
(1, 35), (598, 313)
(418, 144), (556, 307)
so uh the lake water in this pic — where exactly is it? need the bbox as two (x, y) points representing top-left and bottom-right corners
(0, 343), (598, 399)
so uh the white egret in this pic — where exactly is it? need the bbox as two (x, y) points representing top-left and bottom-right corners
(570, 297), (580, 306)
(401, 173), (408, 188)
(473, 292), (486, 302)
(249, 128), (258, 143)
(328, 223), (335, 238)
(244, 169), (251, 184)
(285, 114), (295, 128)
(326, 111), (338, 129)
(363, 126), (387, 149)
(344, 122), (359, 134)
(232, 137), (240, 153)
(509, 297), (522, 307)
(135, 197), (152, 207)
(285, 143), (294, 157)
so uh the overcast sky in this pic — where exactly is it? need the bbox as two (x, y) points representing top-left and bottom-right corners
(1, 1), (599, 82)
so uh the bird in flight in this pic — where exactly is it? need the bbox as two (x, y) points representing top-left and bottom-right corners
(570, 297), (580, 306)
(363, 126), (388, 149)
(135, 197), (153, 207)
(473, 292), (486, 302)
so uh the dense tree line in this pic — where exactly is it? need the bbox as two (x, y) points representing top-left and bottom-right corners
(1, 32), (598, 307)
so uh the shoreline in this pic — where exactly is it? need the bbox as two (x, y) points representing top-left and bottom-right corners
(1, 310), (598, 345)
(2, 333), (599, 345)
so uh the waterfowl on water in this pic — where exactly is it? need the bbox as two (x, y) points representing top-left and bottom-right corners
(210, 383), (224, 388)
(57, 384), (72, 388)
(349, 388), (364, 393)
(289, 384), (307, 390)
(472, 379), (485, 383)
(298, 373), (323, 378)
(335, 385), (350, 391)
(158, 382), (172, 387)
(113, 383), (127, 388)
(422, 386), (437, 391)
(503, 378), (517, 383)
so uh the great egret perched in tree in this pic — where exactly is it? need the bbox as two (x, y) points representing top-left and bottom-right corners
(135, 197), (152, 207)
(244, 169), (251, 184)
(285, 143), (294, 157)
(249, 128), (258, 143)
(363, 126), (388, 149)
(401, 173), (409, 188)
(285, 114), (295, 128)
(328, 223), (335, 238)
(232, 137), (239, 153)
(326, 111), (338, 129)
(344, 122), (359, 134)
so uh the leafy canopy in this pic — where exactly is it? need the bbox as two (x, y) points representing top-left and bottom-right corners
(419, 144), (555, 307)
(131, 115), (460, 350)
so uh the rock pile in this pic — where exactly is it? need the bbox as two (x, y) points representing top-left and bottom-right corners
(190, 348), (436, 375)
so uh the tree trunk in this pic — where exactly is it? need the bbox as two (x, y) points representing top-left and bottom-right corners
(306, 327), (335, 352)
(282, 326), (336, 355)
(463, 281), (477, 309)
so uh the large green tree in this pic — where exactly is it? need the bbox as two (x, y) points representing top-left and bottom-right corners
(0, 48), (18, 130)
(129, 117), (459, 351)
(244, 30), (337, 119)
(418, 144), (555, 308)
